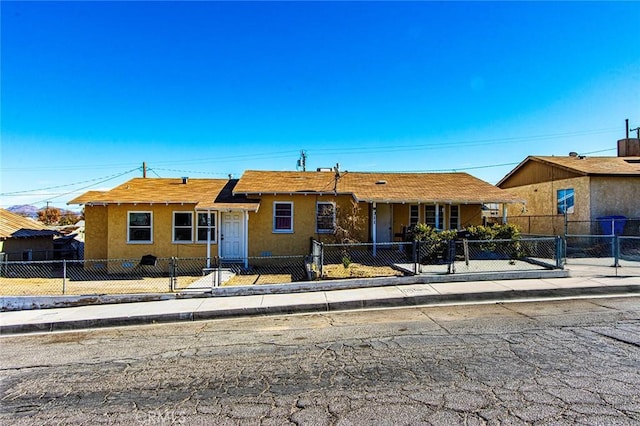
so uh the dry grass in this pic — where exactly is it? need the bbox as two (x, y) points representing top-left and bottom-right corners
(223, 274), (293, 286)
(322, 263), (403, 279)
(0, 276), (200, 296)
(0, 264), (402, 296)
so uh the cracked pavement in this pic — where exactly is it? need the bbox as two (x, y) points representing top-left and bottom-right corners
(1, 296), (639, 425)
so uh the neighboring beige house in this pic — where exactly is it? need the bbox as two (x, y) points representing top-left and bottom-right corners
(497, 138), (640, 235)
(70, 170), (522, 261)
(0, 209), (59, 260)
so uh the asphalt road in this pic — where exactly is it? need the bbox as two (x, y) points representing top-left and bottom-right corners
(1, 297), (639, 425)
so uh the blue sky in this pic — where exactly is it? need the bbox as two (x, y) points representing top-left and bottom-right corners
(1, 1), (639, 210)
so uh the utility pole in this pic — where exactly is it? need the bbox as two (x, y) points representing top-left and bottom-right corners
(142, 162), (147, 178)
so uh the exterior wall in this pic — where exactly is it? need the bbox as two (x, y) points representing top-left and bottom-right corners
(0, 237), (55, 261)
(106, 204), (215, 260)
(392, 204), (411, 240)
(246, 194), (368, 256)
(84, 204), (217, 260)
(589, 176), (640, 218)
(460, 204), (483, 228)
(503, 176), (591, 235)
(500, 160), (580, 188)
(84, 206), (109, 260)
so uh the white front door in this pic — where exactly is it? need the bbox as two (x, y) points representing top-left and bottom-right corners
(375, 204), (393, 243)
(220, 211), (244, 260)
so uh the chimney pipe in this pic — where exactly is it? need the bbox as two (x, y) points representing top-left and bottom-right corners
(182, 177), (188, 184)
(626, 119), (629, 139)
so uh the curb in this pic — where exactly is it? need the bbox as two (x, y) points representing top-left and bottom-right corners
(1, 284), (637, 335)
(1, 269), (569, 312)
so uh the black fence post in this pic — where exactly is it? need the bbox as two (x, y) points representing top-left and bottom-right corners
(319, 242), (324, 278)
(447, 240), (456, 274)
(555, 236), (564, 269)
(412, 240), (418, 275)
(170, 257), (177, 292)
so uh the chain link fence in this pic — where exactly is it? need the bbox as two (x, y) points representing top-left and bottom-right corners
(564, 235), (640, 275)
(0, 255), (311, 296)
(4, 235), (633, 296)
(506, 216), (640, 237)
(311, 237), (560, 278)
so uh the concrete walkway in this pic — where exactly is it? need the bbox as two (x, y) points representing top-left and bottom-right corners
(1, 266), (638, 334)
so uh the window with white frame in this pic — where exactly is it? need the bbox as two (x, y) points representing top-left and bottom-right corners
(425, 205), (444, 230)
(409, 205), (420, 226)
(196, 212), (217, 243)
(449, 205), (460, 230)
(128, 211), (152, 243)
(273, 202), (293, 232)
(316, 202), (335, 233)
(173, 212), (193, 242)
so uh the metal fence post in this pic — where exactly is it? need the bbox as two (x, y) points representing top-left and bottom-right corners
(613, 235), (620, 269)
(555, 236), (564, 269)
(413, 240), (418, 275)
(169, 257), (176, 292)
(319, 242), (324, 278)
(62, 259), (67, 294)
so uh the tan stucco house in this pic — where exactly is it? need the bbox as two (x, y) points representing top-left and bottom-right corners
(497, 139), (640, 235)
(69, 170), (522, 262)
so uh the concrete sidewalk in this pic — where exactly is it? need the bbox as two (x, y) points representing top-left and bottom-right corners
(1, 266), (638, 334)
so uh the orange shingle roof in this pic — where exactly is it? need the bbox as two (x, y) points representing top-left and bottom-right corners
(496, 155), (640, 187)
(69, 178), (260, 210)
(531, 156), (640, 175)
(234, 170), (521, 204)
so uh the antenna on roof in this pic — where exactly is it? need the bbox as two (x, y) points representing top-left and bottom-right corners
(297, 150), (307, 171)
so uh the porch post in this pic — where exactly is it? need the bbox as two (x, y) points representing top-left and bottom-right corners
(244, 211), (249, 268)
(372, 202), (377, 257)
(206, 210), (212, 269)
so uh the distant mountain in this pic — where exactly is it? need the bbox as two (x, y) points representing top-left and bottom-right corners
(7, 205), (81, 220)
(7, 205), (39, 219)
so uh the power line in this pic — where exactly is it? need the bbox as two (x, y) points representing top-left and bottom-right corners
(0, 167), (142, 196)
(1, 126), (621, 171)
(30, 167), (141, 205)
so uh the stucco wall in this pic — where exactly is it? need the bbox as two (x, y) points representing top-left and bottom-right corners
(502, 176), (591, 235)
(84, 204), (217, 260)
(589, 176), (640, 218)
(105, 204), (215, 260)
(84, 206), (109, 260)
(247, 194), (368, 256)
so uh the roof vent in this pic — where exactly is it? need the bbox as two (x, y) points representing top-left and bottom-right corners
(569, 152), (578, 157)
(375, 180), (387, 185)
(182, 177), (189, 184)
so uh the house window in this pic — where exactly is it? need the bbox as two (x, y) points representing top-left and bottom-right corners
(128, 212), (152, 243)
(316, 202), (335, 233)
(449, 205), (460, 230)
(196, 212), (217, 243)
(425, 205), (444, 230)
(409, 205), (420, 226)
(557, 188), (574, 214)
(273, 202), (293, 232)
(173, 212), (193, 242)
